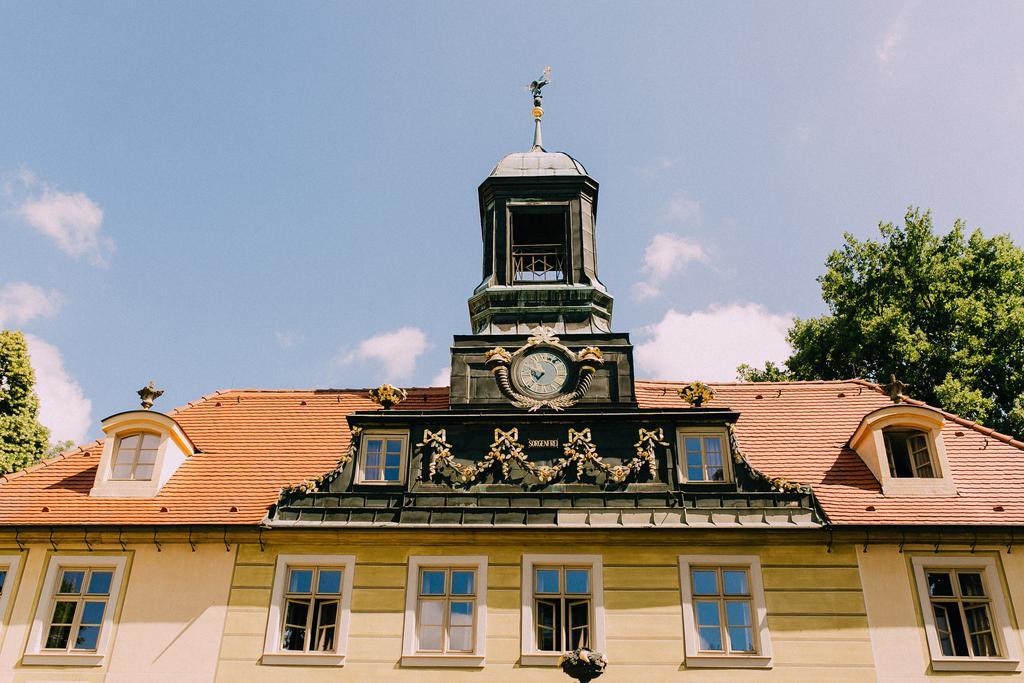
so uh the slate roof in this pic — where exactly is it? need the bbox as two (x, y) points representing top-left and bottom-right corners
(0, 380), (1021, 527)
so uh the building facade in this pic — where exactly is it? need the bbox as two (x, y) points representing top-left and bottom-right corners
(0, 98), (1022, 682)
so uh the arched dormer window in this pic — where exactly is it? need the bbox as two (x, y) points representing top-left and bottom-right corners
(90, 411), (195, 498)
(850, 405), (955, 496)
(111, 432), (160, 480)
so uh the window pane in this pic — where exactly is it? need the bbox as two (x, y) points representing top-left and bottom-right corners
(421, 570), (446, 595)
(118, 435), (141, 451)
(695, 600), (721, 626)
(282, 626), (306, 651)
(385, 453), (401, 468)
(313, 600), (338, 651)
(698, 626), (723, 651)
(708, 464), (724, 481)
(419, 625), (443, 651)
(45, 625), (71, 649)
(958, 572), (986, 598)
(964, 603), (998, 657)
(50, 600), (77, 624)
(933, 604), (957, 656)
(927, 571), (954, 597)
(365, 439), (383, 454)
(723, 570), (748, 596)
(383, 466), (401, 482)
(728, 626), (755, 652)
(692, 570), (718, 595)
(704, 437), (722, 454)
(449, 625), (473, 652)
(685, 437), (701, 453)
(314, 625), (336, 652)
(536, 600), (560, 651)
(111, 464), (133, 479)
(284, 599), (310, 627)
(687, 466), (705, 481)
(81, 601), (106, 625)
(364, 466), (382, 481)
(535, 568), (560, 594)
(385, 439), (403, 454)
(74, 625), (101, 650)
(450, 600), (473, 626)
(133, 464), (154, 480)
(943, 603), (970, 656)
(568, 599), (590, 648)
(288, 569), (313, 594)
(317, 570), (342, 594)
(59, 570), (85, 594)
(686, 452), (703, 468)
(726, 600), (752, 627)
(87, 571), (113, 595)
(451, 570), (475, 596)
(137, 448), (158, 465)
(420, 600), (444, 626)
(364, 452), (381, 468)
(565, 569), (590, 594)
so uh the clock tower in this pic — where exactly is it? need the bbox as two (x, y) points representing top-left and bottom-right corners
(449, 75), (637, 408)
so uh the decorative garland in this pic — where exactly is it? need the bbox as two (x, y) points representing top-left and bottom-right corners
(422, 426), (667, 487)
(726, 423), (809, 493)
(281, 426), (361, 494)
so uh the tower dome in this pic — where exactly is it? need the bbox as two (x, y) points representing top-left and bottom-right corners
(489, 150), (588, 177)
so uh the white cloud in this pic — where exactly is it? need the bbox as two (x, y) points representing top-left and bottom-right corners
(23, 334), (92, 445)
(0, 282), (64, 327)
(635, 303), (793, 381)
(275, 330), (303, 349)
(632, 233), (709, 300)
(4, 170), (113, 267)
(662, 194), (701, 225)
(430, 366), (451, 387)
(877, 11), (907, 70)
(338, 327), (429, 384)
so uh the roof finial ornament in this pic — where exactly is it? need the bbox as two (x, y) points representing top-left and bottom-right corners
(881, 374), (910, 403)
(527, 66), (551, 151)
(137, 381), (164, 410)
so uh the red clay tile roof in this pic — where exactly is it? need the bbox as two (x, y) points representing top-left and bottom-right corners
(0, 380), (1021, 527)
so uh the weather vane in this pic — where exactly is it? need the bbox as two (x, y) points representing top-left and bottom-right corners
(526, 66), (551, 151)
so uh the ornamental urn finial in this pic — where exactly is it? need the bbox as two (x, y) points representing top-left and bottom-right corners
(137, 381), (164, 410)
(679, 381), (715, 407)
(369, 384), (407, 410)
(881, 374), (910, 403)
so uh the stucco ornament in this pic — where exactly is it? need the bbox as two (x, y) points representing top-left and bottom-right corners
(558, 646), (607, 683)
(486, 327), (603, 411)
(679, 381), (715, 407)
(369, 384), (407, 409)
(137, 381), (164, 410)
(421, 426), (665, 487)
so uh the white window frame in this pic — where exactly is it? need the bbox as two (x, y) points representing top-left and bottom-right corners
(263, 554), (355, 666)
(676, 427), (733, 483)
(911, 556), (1021, 672)
(23, 554), (128, 667)
(109, 431), (161, 481)
(678, 554), (772, 669)
(521, 554), (605, 666)
(355, 430), (409, 485)
(0, 554), (24, 634)
(402, 555), (487, 667)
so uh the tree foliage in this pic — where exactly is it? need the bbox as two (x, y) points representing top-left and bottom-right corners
(0, 330), (51, 473)
(738, 209), (1024, 437)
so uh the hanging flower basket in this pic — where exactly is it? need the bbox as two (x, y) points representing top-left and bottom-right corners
(558, 647), (607, 683)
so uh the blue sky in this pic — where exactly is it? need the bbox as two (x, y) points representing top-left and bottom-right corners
(2, 2), (1023, 444)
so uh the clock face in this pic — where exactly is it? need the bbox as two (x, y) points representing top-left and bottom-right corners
(514, 348), (571, 397)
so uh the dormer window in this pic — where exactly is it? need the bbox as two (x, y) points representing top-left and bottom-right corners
(510, 207), (567, 283)
(883, 429), (936, 478)
(90, 411), (195, 498)
(356, 431), (408, 485)
(850, 405), (955, 496)
(111, 433), (160, 481)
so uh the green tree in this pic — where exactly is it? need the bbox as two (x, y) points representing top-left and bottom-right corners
(739, 209), (1024, 437)
(0, 330), (51, 473)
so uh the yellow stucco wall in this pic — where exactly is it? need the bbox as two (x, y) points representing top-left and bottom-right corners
(0, 541), (234, 682)
(859, 545), (1024, 681)
(216, 531), (875, 682)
